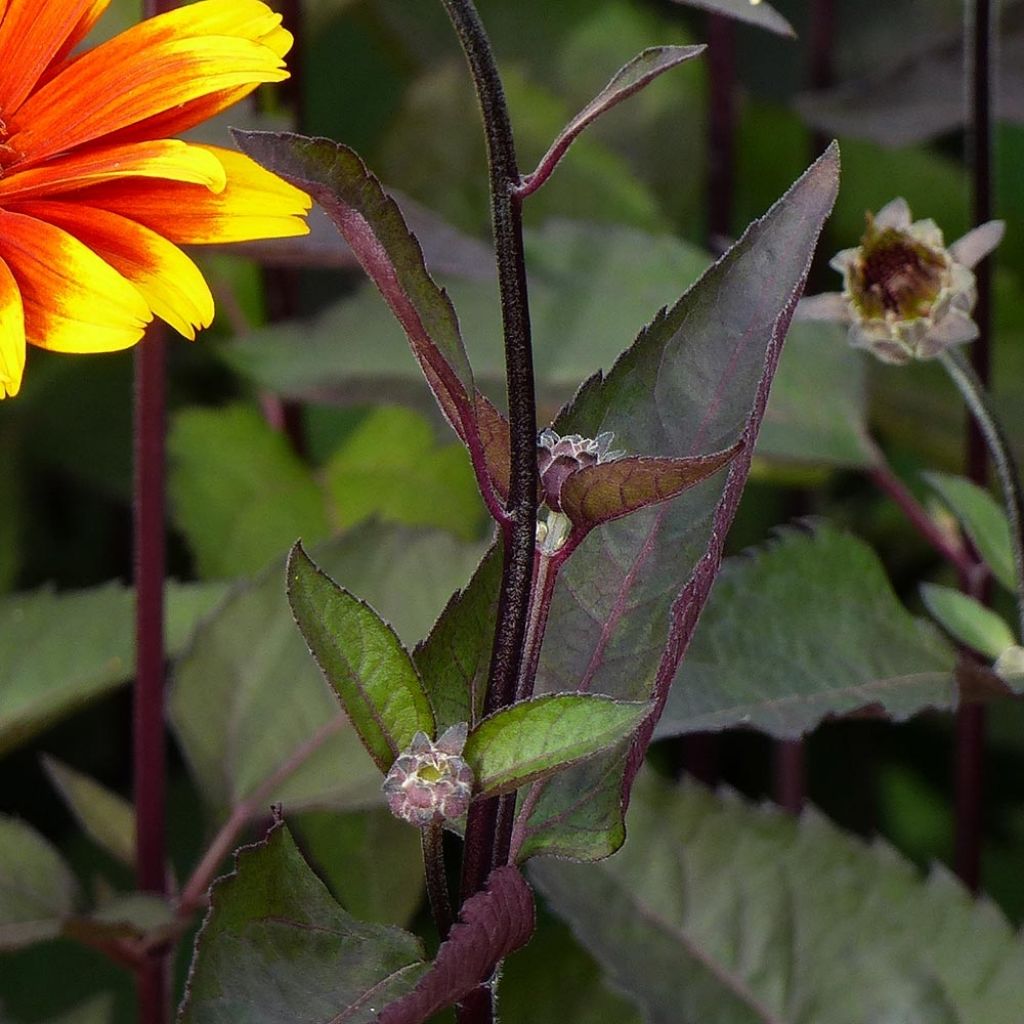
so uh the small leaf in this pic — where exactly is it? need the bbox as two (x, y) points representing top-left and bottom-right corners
(669, 0), (795, 37)
(231, 130), (478, 447)
(179, 821), (426, 1024)
(520, 46), (706, 196)
(169, 404), (330, 579)
(464, 695), (650, 799)
(474, 393), (512, 501)
(925, 471), (1015, 592)
(41, 756), (134, 867)
(532, 770), (1024, 1024)
(377, 866), (535, 1024)
(920, 584), (1016, 660)
(413, 544), (502, 732)
(64, 894), (175, 945)
(287, 542), (435, 773)
(0, 816), (76, 950)
(559, 444), (741, 531)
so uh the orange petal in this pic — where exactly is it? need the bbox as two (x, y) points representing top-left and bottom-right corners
(75, 146), (311, 244)
(15, 200), (214, 341)
(0, 0), (96, 116)
(0, 208), (151, 354)
(48, 0), (113, 73)
(9, 33), (287, 166)
(0, 254), (26, 399)
(0, 140), (226, 202)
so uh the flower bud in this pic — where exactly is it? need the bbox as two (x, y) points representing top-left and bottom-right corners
(382, 723), (474, 827)
(537, 428), (623, 511)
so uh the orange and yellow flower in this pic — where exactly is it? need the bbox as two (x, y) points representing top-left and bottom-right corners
(0, 0), (311, 398)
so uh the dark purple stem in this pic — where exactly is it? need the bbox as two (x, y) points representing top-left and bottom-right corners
(954, 0), (995, 894)
(774, 739), (806, 814)
(441, 0), (538, 932)
(706, 14), (736, 249)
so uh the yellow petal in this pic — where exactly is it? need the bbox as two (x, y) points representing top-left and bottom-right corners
(15, 200), (214, 340)
(0, 208), (151, 353)
(0, 140), (226, 201)
(76, 147), (311, 245)
(0, 255), (26, 399)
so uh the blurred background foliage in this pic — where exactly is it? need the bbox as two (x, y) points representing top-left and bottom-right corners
(1, 0), (1023, 1020)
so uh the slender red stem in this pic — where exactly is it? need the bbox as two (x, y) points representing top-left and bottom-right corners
(774, 740), (806, 815)
(706, 14), (736, 250)
(134, 8), (174, 1024)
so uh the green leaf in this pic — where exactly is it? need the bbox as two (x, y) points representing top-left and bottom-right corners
(169, 525), (484, 820)
(667, 0), (794, 36)
(522, 147), (840, 860)
(532, 770), (1024, 1024)
(465, 695), (650, 799)
(169, 404), (331, 579)
(322, 405), (484, 541)
(656, 524), (959, 738)
(220, 221), (710, 412)
(413, 544), (502, 732)
(925, 471), (1015, 592)
(0, 816), (76, 950)
(293, 809), (424, 928)
(231, 129), (478, 445)
(41, 756), (134, 868)
(287, 542), (435, 773)
(920, 584), (1016, 660)
(0, 580), (225, 755)
(179, 821), (426, 1024)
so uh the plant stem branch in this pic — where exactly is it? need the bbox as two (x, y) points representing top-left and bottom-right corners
(868, 456), (976, 578)
(422, 824), (454, 941)
(706, 14), (736, 250)
(941, 349), (1024, 640)
(441, 0), (538, 918)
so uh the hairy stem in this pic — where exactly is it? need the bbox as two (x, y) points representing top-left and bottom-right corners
(422, 824), (454, 941)
(940, 348), (1024, 640)
(441, 0), (538, 919)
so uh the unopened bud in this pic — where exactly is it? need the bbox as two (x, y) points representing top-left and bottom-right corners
(537, 428), (623, 511)
(383, 723), (474, 827)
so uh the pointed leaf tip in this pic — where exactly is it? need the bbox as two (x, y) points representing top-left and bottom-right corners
(286, 541), (435, 773)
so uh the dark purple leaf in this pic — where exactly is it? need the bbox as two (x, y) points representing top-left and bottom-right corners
(378, 866), (535, 1024)
(516, 144), (840, 862)
(231, 130), (481, 459)
(559, 444), (742, 533)
(519, 46), (706, 197)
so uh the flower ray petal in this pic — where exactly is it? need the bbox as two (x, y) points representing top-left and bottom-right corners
(14, 200), (214, 340)
(75, 146), (311, 244)
(0, 140), (226, 201)
(0, 254), (25, 399)
(0, 208), (151, 353)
